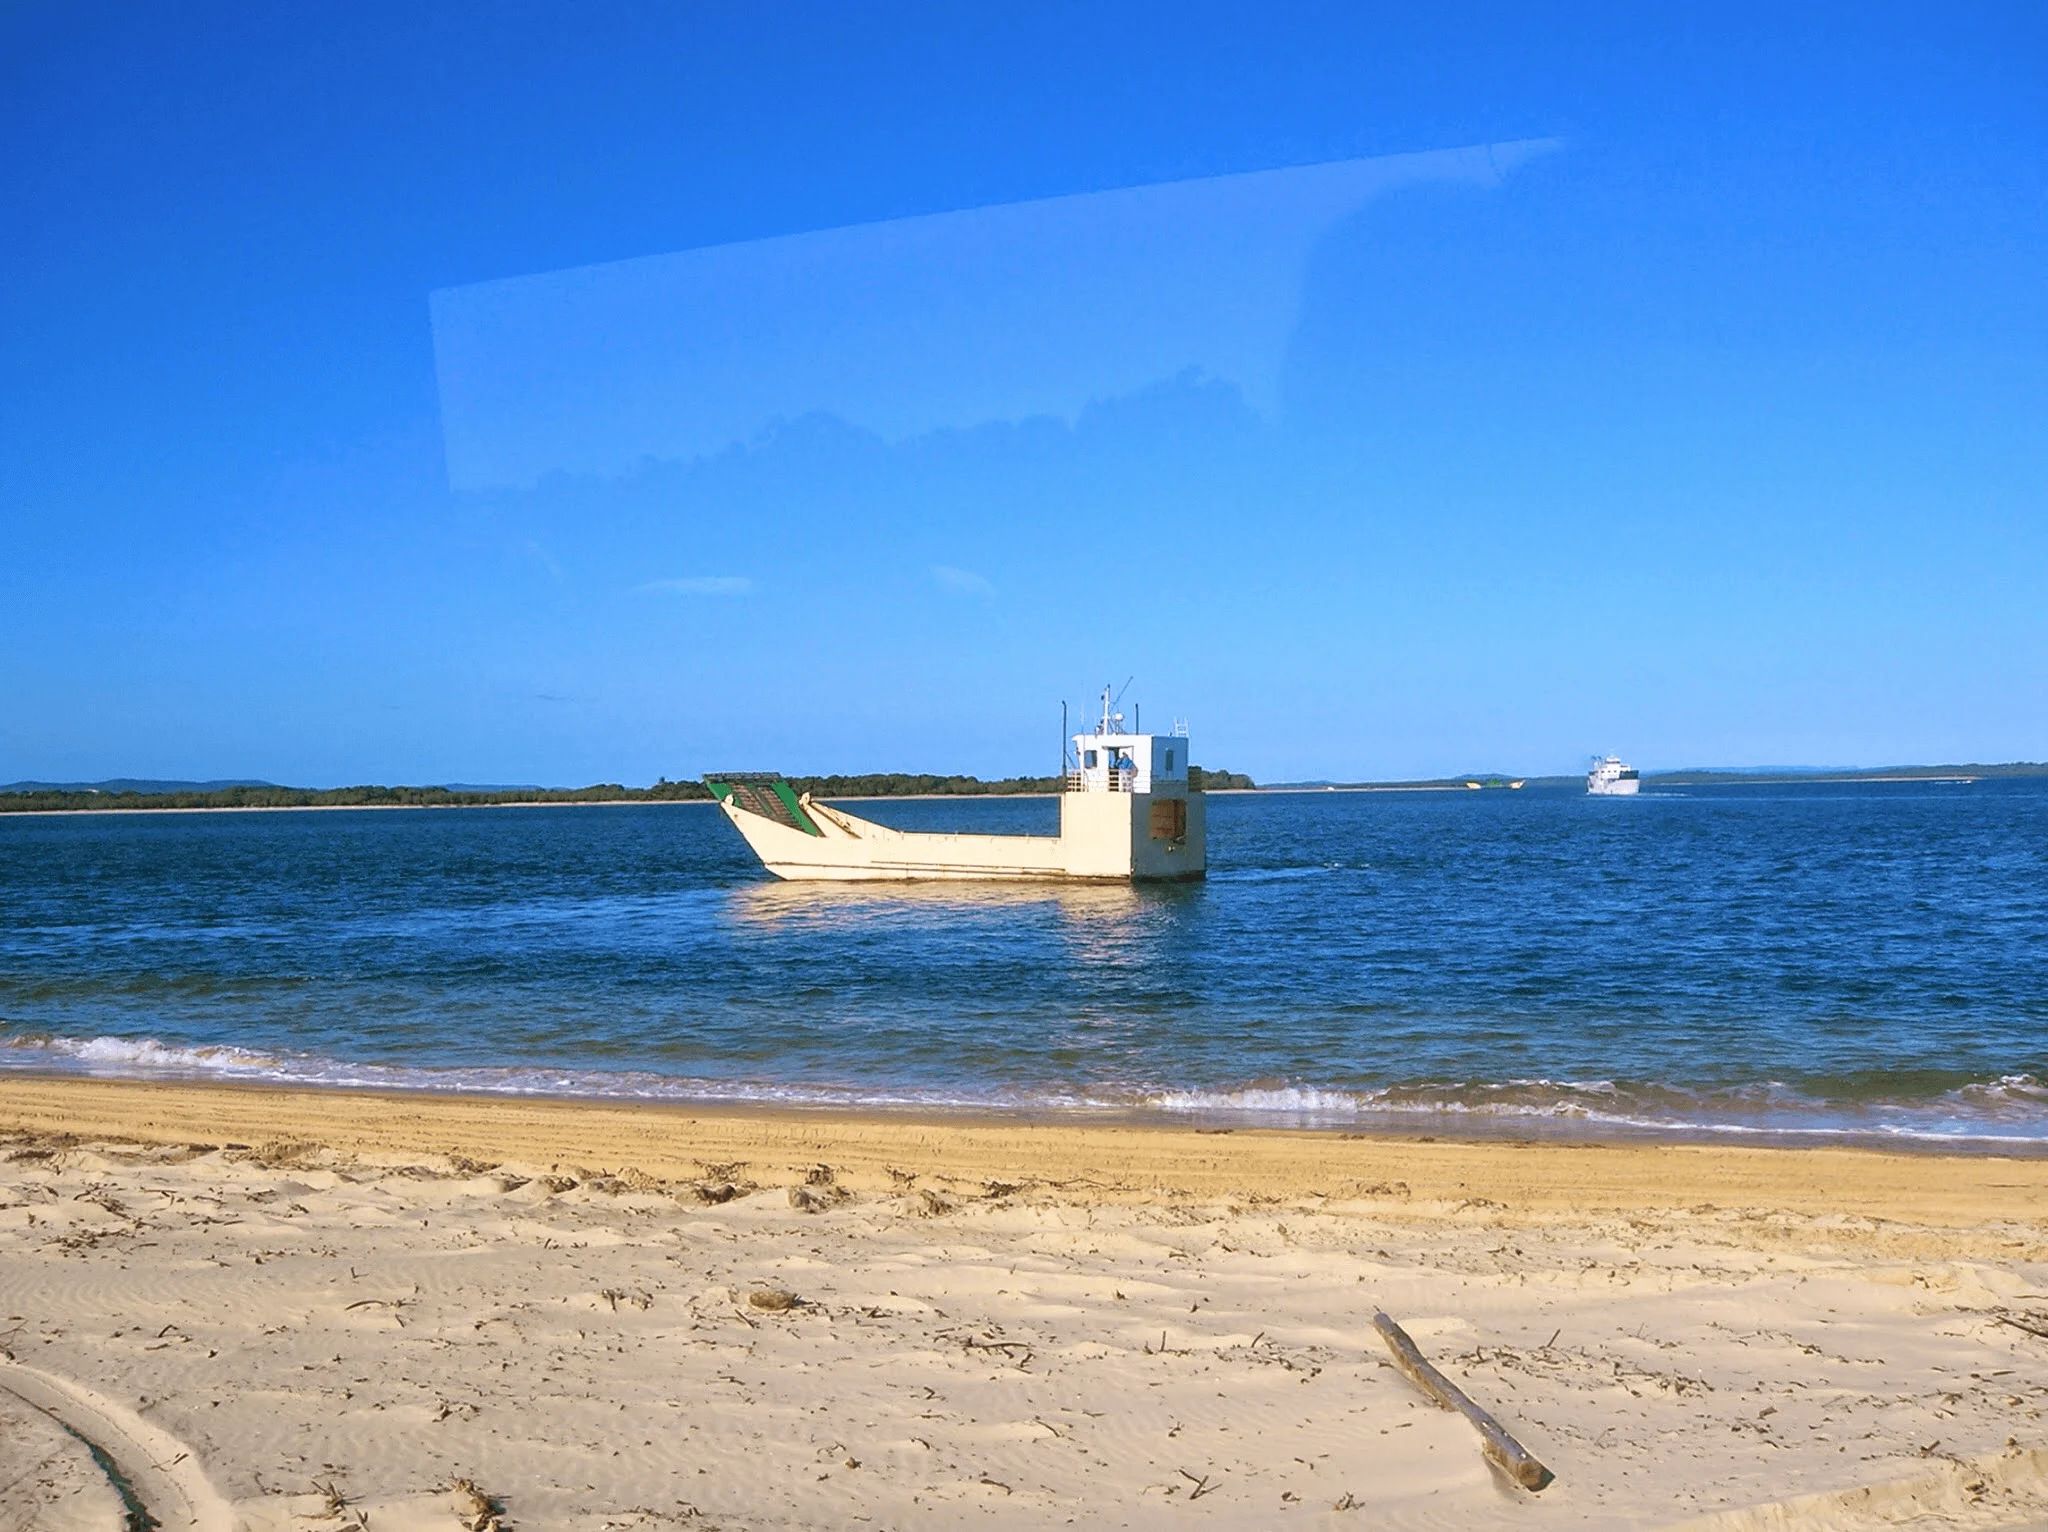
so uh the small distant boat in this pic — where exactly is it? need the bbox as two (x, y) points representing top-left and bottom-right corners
(1587, 756), (1641, 796)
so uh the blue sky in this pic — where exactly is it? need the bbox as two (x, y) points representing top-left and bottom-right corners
(3, 3), (2043, 786)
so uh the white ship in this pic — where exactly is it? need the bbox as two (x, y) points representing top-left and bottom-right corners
(707, 691), (1207, 882)
(1586, 755), (1641, 796)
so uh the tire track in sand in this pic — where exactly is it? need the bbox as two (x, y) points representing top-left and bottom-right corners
(0, 1360), (233, 1532)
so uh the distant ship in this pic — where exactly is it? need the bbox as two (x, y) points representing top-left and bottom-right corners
(1587, 755), (1641, 796)
(706, 690), (1206, 882)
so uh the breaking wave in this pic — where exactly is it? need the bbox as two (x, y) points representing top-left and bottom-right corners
(1143, 1075), (2048, 1143)
(5, 1028), (2047, 1148)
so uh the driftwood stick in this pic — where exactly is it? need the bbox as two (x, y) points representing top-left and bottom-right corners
(1372, 1311), (1555, 1491)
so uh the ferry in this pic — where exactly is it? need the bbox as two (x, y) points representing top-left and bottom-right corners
(706, 690), (1206, 882)
(1587, 755), (1641, 796)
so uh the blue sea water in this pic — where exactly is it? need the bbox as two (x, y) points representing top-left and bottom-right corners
(2, 780), (2045, 1147)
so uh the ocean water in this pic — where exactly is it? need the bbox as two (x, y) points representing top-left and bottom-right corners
(2, 781), (2045, 1147)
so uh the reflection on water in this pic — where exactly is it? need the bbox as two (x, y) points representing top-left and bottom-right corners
(724, 873), (1211, 981)
(723, 876), (1164, 927)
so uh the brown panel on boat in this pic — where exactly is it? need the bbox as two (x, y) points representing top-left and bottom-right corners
(1149, 798), (1186, 840)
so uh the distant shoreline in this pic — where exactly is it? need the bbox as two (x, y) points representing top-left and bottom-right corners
(3, 762), (2040, 817)
(1273, 761), (2048, 793)
(0, 789), (1284, 820)
(0, 771), (1258, 816)
(0, 797), (728, 819)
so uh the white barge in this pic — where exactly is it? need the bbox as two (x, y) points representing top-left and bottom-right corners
(707, 693), (1206, 882)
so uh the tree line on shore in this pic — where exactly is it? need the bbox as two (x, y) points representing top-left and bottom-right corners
(0, 767), (1257, 813)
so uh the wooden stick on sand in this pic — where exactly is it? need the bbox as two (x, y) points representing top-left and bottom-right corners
(1372, 1311), (1556, 1492)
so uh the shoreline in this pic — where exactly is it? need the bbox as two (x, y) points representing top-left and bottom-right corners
(7, 1059), (2047, 1157)
(6, 1073), (2047, 1222)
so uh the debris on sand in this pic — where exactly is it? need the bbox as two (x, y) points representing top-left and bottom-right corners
(311, 1478), (369, 1527)
(789, 1183), (850, 1212)
(688, 1161), (754, 1204)
(748, 1288), (799, 1313)
(233, 1138), (323, 1169)
(452, 1476), (508, 1530)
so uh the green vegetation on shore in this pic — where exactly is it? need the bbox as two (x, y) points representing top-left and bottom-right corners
(1, 766), (1258, 813)
(0, 780), (716, 813)
(782, 766), (1255, 796)
(788, 773), (1062, 798)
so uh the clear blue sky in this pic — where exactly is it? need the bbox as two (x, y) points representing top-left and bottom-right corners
(4, 3), (2043, 786)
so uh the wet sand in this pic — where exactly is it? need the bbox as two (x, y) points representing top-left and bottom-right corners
(4, 1075), (2048, 1529)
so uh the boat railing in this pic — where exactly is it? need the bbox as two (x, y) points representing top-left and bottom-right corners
(1064, 767), (1136, 793)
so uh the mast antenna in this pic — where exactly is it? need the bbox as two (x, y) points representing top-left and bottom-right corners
(1102, 676), (1133, 736)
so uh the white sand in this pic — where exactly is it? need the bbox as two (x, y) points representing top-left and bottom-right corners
(4, 1107), (2048, 1530)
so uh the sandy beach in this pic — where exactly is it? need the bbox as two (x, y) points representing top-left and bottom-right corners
(4, 1078), (2048, 1531)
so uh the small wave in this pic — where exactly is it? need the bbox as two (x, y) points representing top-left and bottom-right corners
(1142, 1075), (2048, 1144)
(1205, 865), (1344, 884)
(1149, 1085), (1373, 1114)
(1956, 1073), (2048, 1104)
(0, 1030), (1090, 1112)
(64, 1036), (286, 1074)
(5, 1030), (2047, 1146)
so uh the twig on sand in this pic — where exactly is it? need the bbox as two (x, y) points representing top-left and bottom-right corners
(1371, 1311), (1555, 1492)
(962, 1337), (1032, 1369)
(1177, 1468), (1218, 1499)
(313, 1480), (370, 1529)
